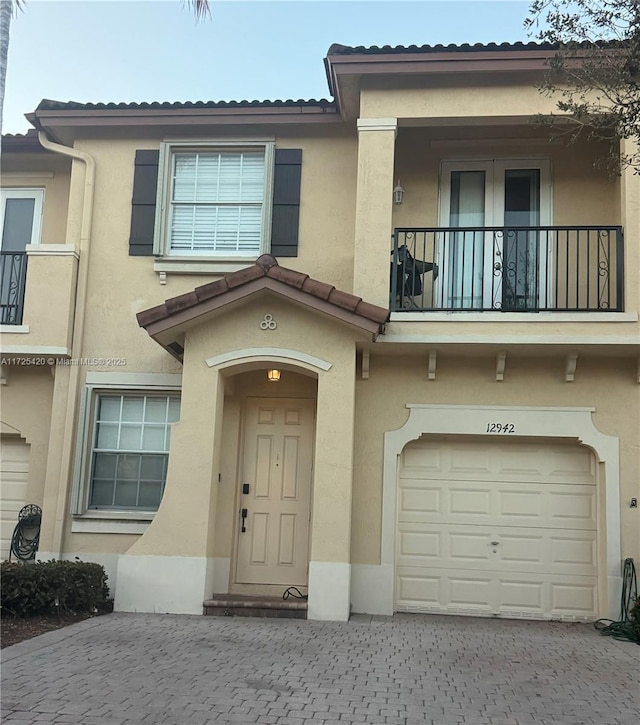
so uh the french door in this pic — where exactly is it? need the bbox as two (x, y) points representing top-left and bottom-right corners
(438, 160), (551, 310)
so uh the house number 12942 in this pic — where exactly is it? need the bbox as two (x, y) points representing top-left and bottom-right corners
(486, 423), (516, 433)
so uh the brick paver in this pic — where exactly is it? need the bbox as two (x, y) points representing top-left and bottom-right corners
(1, 612), (639, 724)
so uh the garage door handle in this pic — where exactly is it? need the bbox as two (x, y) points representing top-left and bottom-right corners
(490, 541), (500, 546)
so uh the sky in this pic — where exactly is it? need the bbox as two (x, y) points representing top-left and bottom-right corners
(3, 0), (535, 134)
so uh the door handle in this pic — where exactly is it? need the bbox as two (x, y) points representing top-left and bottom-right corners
(241, 508), (248, 533)
(490, 541), (500, 546)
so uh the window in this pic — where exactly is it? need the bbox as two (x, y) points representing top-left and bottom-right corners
(156, 142), (274, 258)
(1, 189), (44, 324)
(86, 393), (180, 512)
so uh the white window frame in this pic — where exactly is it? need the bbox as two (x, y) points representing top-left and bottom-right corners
(71, 374), (182, 520)
(437, 158), (553, 310)
(1, 188), (45, 250)
(153, 140), (275, 263)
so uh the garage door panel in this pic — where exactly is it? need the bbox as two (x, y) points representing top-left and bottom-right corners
(449, 575), (494, 609)
(449, 488), (491, 515)
(398, 530), (440, 560)
(0, 438), (30, 560)
(547, 490), (595, 523)
(551, 582), (597, 614)
(449, 532), (493, 563)
(396, 439), (598, 620)
(548, 447), (596, 480)
(399, 486), (440, 514)
(398, 479), (596, 531)
(397, 567), (598, 620)
(396, 572), (441, 606)
(550, 536), (597, 567)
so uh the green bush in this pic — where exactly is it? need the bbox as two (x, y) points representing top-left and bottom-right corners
(1, 559), (110, 617)
(629, 597), (640, 642)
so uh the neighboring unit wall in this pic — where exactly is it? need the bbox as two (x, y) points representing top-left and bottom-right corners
(0, 367), (54, 507)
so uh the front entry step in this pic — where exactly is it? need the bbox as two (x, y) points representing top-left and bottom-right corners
(203, 594), (307, 619)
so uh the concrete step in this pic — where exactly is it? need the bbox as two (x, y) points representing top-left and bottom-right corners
(203, 593), (307, 619)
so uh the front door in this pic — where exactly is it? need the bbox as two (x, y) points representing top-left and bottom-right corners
(235, 397), (314, 586)
(438, 160), (551, 310)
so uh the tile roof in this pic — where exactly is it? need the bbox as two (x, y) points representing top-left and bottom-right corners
(1, 129), (47, 151)
(35, 98), (336, 112)
(326, 40), (609, 56)
(137, 255), (389, 343)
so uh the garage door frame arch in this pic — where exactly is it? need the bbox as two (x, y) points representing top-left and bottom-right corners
(382, 404), (621, 619)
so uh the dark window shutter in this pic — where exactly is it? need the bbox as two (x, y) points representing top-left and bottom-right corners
(129, 150), (160, 256)
(270, 149), (302, 257)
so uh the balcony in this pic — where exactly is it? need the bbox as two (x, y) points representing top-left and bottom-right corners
(0, 245), (78, 356)
(0, 252), (28, 325)
(391, 226), (624, 313)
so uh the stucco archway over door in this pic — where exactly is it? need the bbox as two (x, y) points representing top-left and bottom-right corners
(373, 405), (621, 620)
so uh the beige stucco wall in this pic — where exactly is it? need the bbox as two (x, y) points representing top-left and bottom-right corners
(360, 77), (586, 121)
(352, 353), (640, 566)
(392, 127), (620, 229)
(104, 293), (360, 567)
(0, 367), (54, 506)
(1, 155), (71, 245)
(66, 129), (357, 377)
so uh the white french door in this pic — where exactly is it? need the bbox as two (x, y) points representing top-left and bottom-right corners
(438, 160), (551, 310)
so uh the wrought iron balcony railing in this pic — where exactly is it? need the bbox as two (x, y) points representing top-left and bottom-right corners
(391, 226), (624, 312)
(1, 252), (29, 325)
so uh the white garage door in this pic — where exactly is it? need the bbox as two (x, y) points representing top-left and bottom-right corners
(0, 437), (31, 560)
(396, 438), (598, 620)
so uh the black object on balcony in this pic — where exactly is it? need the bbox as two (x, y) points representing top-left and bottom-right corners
(0, 252), (28, 324)
(391, 227), (624, 312)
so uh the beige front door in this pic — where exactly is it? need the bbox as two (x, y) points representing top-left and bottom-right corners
(235, 397), (314, 586)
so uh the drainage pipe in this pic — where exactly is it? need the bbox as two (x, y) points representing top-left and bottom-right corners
(37, 131), (96, 557)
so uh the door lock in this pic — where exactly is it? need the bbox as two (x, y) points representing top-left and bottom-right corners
(242, 483), (250, 495)
(241, 508), (248, 533)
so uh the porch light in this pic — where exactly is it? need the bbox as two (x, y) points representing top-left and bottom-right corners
(267, 369), (281, 382)
(393, 180), (405, 205)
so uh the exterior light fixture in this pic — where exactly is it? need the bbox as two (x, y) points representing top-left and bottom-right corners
(393, 180), (405, 205)
(267, 369), (281, 382)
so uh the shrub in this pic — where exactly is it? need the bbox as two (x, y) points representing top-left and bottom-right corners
(629, 597), (640, 643)
(1, 560), (110, 617)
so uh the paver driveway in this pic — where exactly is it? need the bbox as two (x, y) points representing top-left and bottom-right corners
(2, 612), (639, 725)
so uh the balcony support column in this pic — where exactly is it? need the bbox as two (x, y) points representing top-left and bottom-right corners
(620, 139), (639, 313)
(353, 118), (397, 308)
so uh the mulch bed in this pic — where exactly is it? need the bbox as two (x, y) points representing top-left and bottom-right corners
(1, 612), (103, 649)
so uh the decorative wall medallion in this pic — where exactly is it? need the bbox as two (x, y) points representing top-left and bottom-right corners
(260, 314), (277, 331)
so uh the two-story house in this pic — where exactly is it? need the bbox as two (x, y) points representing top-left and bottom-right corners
(1, 41), (638, 622)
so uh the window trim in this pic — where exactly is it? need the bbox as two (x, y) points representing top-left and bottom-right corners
(71, 375), (182, 519)
(1, 188), (45, 251)
(153, 140), (275, 260)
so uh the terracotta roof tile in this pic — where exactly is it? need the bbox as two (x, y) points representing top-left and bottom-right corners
(328, 289), (362, 313)
(355, 300), (390, 325)
(300, 277), (335, 301)
(165, 290), (199, 314)
(224, 264), (265, 290)
(136, 303), (171, 328)
(138, 257), (389, 338)
(268, 265), (309, 289)
(194, 277), (229, 303)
